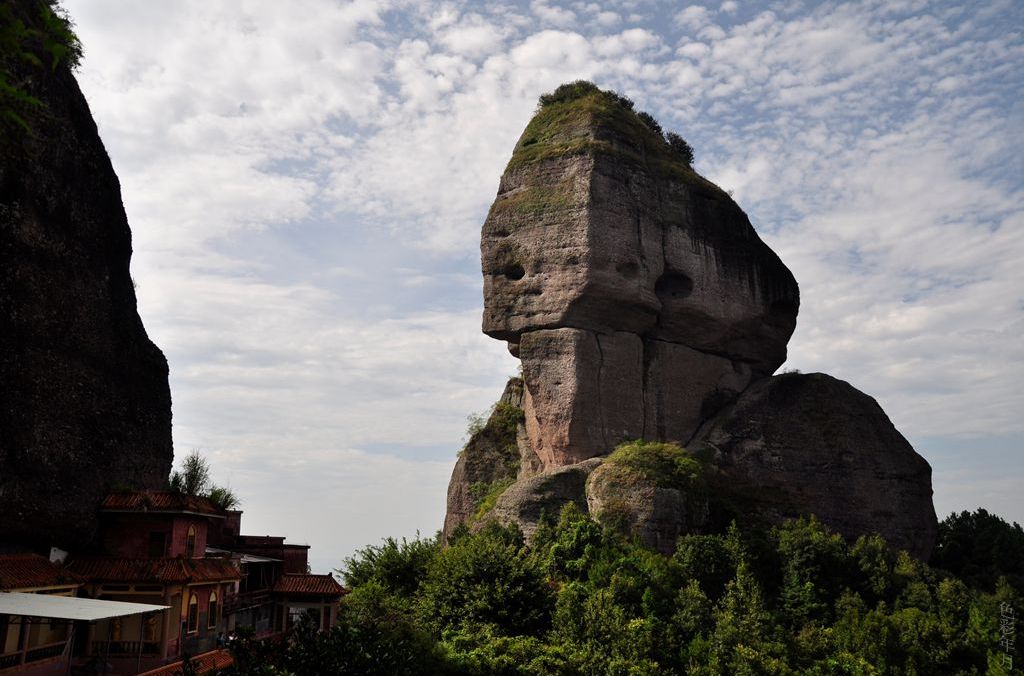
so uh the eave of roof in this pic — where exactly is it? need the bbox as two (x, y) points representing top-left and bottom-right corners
(101, 491), (225, 518)
(67, 557), (241, 584)
(271, 573), (346, 597)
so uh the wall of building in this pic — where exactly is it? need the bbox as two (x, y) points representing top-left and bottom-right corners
(101, 517), (172, 558)
(169, 518), (208, 558)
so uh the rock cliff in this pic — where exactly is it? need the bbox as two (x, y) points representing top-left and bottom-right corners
(444, 82), (937, 559)
(0, 0), (173, 550)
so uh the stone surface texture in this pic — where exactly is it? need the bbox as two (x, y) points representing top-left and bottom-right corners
(490, 459), (603, 543)
(0, 0), (172, 550)
(694, 373), (938, 560)
(586, 461), (709, 555)
(443, 84), (937, 559)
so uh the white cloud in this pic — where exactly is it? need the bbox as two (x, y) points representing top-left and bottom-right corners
(530, 0), (576, 27)
(676, 5), (711, 29)
(58, 0), (1024, 564)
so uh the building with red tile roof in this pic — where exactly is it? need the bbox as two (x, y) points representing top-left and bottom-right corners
(54, 490), (241, 674)
(0, 554), (83, 592)
(0, 553), (83, 673)
(1, 490), (343, 675)
(271, 573), (344, 597)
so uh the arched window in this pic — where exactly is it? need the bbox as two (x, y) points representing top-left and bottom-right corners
(208, 591), (218, 629)
(186, 593), (199, 633)
(186, 526), (196, 558)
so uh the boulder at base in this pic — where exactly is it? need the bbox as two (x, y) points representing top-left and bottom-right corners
(694, 373), (937, 560)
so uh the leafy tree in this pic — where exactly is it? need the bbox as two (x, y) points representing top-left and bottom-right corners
(675, 533), (734, 600)
(665, 131), (695, 165)
(340, 533), (438, 597)
(850, 534), (896, 603)
(419, 523), (553, 636)
(713, 562), (779, 658)
(208, 484), (241, 510)
(932, 508), (1024, 591)
(774, 516), (853, 626)
(170, 449), (212, 496)
(169, 449), (241, 510)
(222, 505), (1024, 675)
(636, 110), (662, 135)
(535, 502), (615, 581)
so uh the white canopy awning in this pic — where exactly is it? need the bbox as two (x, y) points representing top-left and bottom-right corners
(0, 592), (168, 621)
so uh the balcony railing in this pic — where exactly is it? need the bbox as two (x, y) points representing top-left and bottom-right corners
(91, 640), (161, 656)
(25, 641), (67, 662)
(223, 590), (272, 613)
(0, 640), (68, 669)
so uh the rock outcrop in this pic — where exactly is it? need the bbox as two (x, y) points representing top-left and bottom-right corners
(444, 82), (937, 559)
(693, 373), (937, 560)
(443, 378), (524, 540)
(482, 88), (798, 469)
(0, 0), (173, 550)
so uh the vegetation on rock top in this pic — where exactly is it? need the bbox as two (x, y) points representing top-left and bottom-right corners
(505, 80), (724, 200)
(0, 0), (81, 135)
(602, 439), (706, 490)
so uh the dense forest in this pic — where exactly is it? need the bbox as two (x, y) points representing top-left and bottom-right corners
(218, 502), (1023, 675)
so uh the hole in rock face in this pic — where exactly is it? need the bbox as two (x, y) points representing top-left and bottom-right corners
(655, 272), (694, 300)
(504, 264), (525, 280)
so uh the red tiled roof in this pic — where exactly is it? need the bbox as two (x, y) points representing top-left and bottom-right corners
(102, 490), (223, 516)
(272, 573), (345, 597)
(0, 554), (84, 590)
(138, 649), (233, 675)
(67, 557), (241, 584)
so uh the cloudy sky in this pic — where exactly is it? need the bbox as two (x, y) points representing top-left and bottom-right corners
(61, 0), (1022, 573)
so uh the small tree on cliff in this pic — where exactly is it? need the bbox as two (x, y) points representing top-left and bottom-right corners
(170, 449), (240, 510)
(665, 131), (695, 165)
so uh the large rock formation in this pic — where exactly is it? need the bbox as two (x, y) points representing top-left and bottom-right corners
(0, 0), (173, 550)
(444, 83), (937, 559)
(482, 89), (798, 469)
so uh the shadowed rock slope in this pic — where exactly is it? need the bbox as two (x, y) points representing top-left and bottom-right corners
(444, 82), (937, 559)
(0, 0), (172, 550)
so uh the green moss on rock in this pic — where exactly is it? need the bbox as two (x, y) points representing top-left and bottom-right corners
(490, 178), (575, 218)
(470, 477), (516, 522)
(604, 440), (704, 490)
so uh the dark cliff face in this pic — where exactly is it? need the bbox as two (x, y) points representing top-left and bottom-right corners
(694, 373), (938, 560)
(0, 0), (173, 550)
